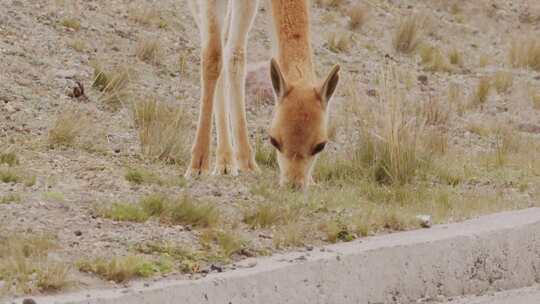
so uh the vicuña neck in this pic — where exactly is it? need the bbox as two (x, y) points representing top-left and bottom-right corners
(271, 0), (315, 83)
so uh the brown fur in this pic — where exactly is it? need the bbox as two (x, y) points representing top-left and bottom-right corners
(270, 0), (340, 188)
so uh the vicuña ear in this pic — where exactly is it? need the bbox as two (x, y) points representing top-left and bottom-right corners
(270, 58), (288, 100)
(319, 64), (340, 108)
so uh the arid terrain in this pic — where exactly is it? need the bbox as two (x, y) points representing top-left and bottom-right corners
(1, 0), (540, 299)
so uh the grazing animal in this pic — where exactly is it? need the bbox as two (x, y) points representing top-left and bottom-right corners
(187, 0), (340, 189)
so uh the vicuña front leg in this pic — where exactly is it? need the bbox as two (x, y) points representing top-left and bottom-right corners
(213, 72), (236, 175)
(186, 0), (226, 178)
(225, 0), (260, 173)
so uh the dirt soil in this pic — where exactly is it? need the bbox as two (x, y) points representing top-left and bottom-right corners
(1, 0), (540, 299)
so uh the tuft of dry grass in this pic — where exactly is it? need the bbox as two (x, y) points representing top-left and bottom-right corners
(0, 233), (70, 295)
(48, 108), (87, 148)
(530, 87), (540, 109)
(254, 137), (277, 169)
(77, 256), (158, 283)
(0, 151), (19, 166)
(200, 229), (246, 260)
(0, 193), (21, 204)
(478, 53), (490, 67)
(326, 32), (353, 53)
(132, 97), (190, 164)
(469, 77), (491, 107)
(347, 4), (369, 30)
(422, 97), (450, 126)
(492, 71), (513, 94)
(68, 39), (86, 52)
(98, 194), (219, 228)
(273, 223), (309, 249)
(509, 38), (540, 71)
(165, 195), (219, 228)
(419, 45), (452, 72)
(448, 82), (465, 116)
(393, 15), (424, 54)
(243, 202), (284, 229)
(61, 18), (81, 31)
(91, 62), (131, 109)
(448, 48), (463, 66)
(136, 37), (162, 65)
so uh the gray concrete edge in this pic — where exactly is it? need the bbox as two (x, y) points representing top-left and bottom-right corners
(11, 208), (540, 304)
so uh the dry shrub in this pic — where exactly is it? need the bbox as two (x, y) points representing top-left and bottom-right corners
(509, 38), (540, 71)
(393, 14), (425, 54)
(133, 97), (190, 164)
(347, 4), (369, 30)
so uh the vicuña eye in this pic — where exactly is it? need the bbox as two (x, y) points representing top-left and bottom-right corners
(312, 142), (327, 155)
(269, 136), (281, 151)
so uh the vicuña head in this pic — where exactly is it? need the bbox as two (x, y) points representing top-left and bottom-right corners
(268, 58), (340, 189)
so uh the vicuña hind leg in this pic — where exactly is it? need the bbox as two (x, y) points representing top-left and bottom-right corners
(186, 0), (226, 177)
(225, 0), (259, 173)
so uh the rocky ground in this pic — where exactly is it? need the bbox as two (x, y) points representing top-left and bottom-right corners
(1, 0), (540, 299)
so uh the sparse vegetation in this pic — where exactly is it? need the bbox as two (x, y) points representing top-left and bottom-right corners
(493, 71), (513, 94)
(136, 37), (162, 65)
(48, 109), (86, 148)
(98, 194), (219, 228)
(0, 233), (70, 295)
(347, 4), (369, 30)
(419, 45), (452, 72)
(469, 77), (491, 107)
(77, 256), (159, 283)
(0, 151), (18, 166)
(393, 15), (424, 54)
(0, 193), (21, 204)
(132, 97), (190, 164)
(61, 18), (81, 31)
(91, 62), (131, 109)
(326, 32), (352, 53)
(509, 38), (540, 71)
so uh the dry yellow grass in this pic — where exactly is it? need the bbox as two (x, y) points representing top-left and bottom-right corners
(419, 45), (452, 72)
(48, 108), (87, 148)
(347, 4), (369, 30)
(61, 18), (81, 31)
(132, 97), (190, 164)
(509, 38), (540, 71)
(327, 32), (353, 53)
(492, 71), (513, 94)
(91, 62), (131, 109)
(393, 15), (424, 54)
(136, 37), (162, 65)
(469, 77), (491, 107)
(0, 233), (70, 295)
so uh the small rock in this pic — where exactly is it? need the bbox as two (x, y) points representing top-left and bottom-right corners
(418, 75), (428, 85)
(416, 214), (432, 228)
(74, 230), (82, 237)
(366, 89), (378, 97)
(305, 245), (314, 251)
(23, 299), (37, 304)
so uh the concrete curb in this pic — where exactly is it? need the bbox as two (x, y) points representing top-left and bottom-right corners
(15, 208), (540, 304)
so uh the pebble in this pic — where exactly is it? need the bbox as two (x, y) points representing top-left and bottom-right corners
(22, 299), (37, 304)
(416, 214), (433, 228)
(74, 230), (83, 236)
